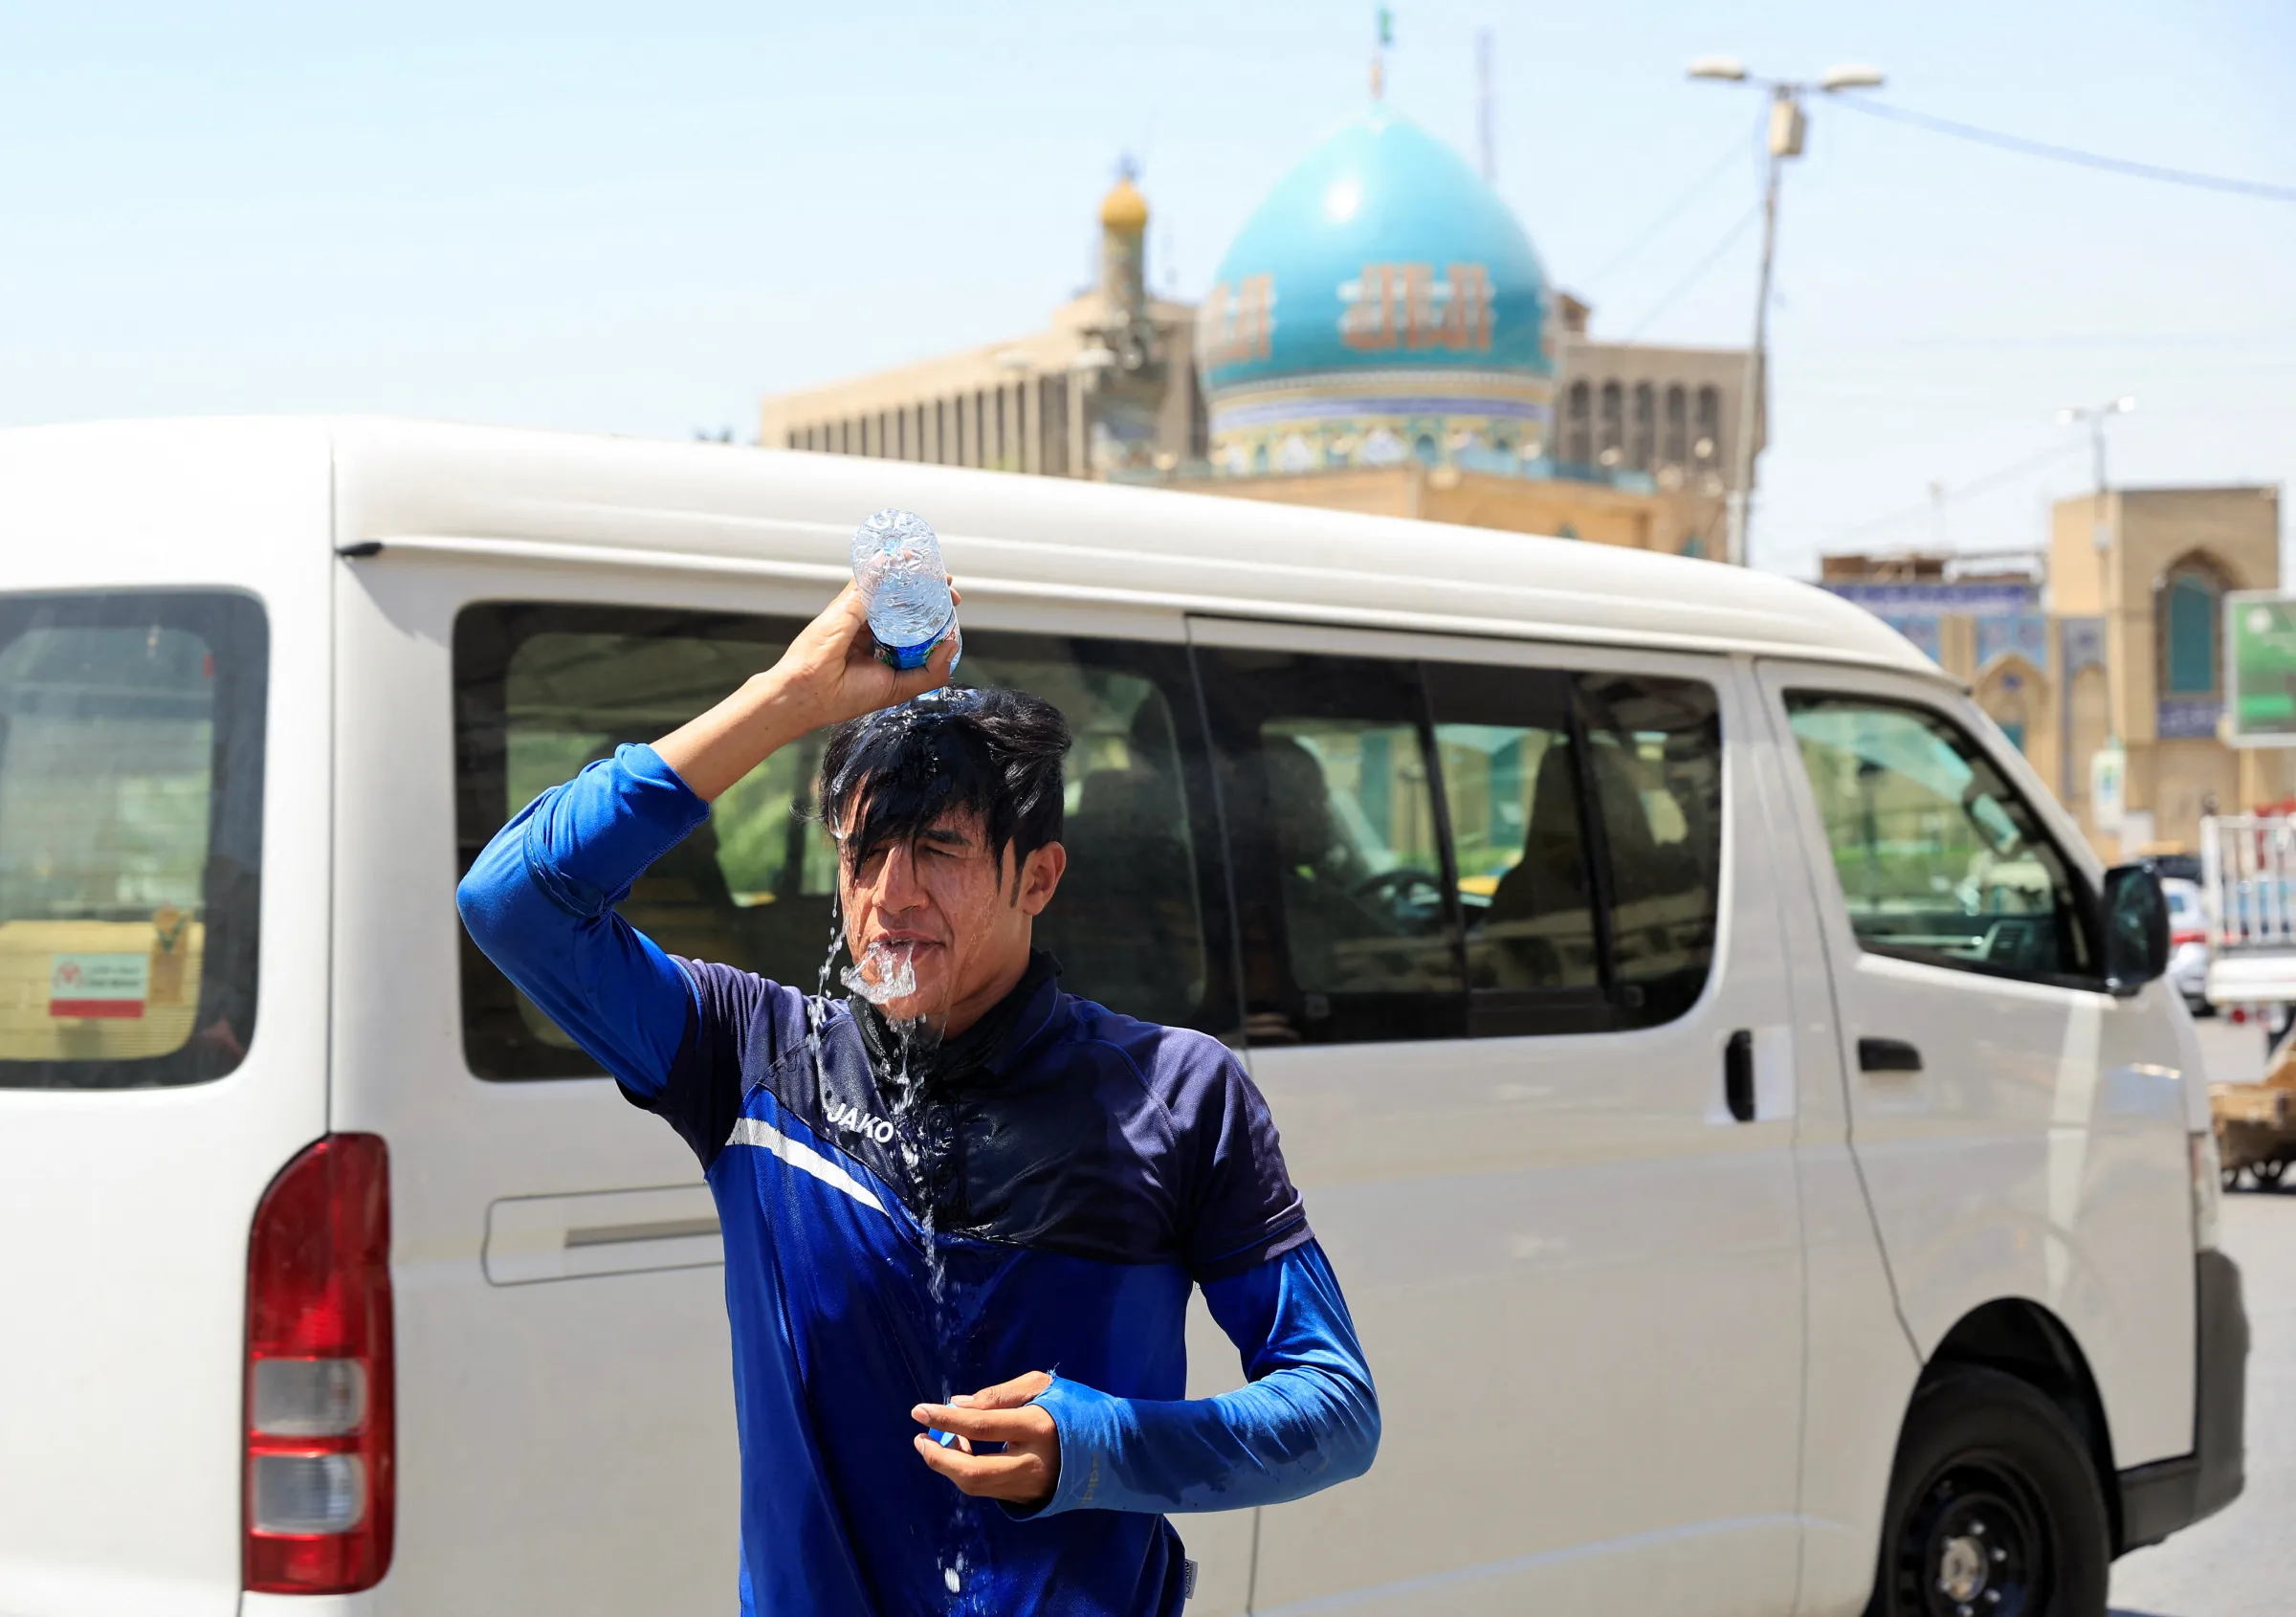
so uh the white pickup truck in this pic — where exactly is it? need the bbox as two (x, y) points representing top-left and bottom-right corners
(2201, 812), (2296, 1010)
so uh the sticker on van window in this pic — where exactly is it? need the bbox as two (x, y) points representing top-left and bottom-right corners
(50, 954), (150, 1020)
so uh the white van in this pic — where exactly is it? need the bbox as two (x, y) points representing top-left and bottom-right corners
(0, 417), (2243, 1617)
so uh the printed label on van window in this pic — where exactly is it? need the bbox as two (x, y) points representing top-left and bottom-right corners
(49, 954), (150, 1019)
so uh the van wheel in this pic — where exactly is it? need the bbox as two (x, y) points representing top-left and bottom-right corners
(1866, 1367), (2108, 1617)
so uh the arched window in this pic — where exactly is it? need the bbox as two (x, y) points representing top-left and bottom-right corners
(1564, 381), (1592, 466)
(1663, 385), (1688, 464)
(1976, 656), (2047, 756)
(1598, 381), (1623, 460)
(1629, 382), (1655, 470)
(2157, 556), (2229, 698)
(1694, 387), (1722, 462)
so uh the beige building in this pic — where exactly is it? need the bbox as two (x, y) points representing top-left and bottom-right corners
(759, 177), (1197, 481)
(1823, 484), (2288, 857)
(2050, 485), (2289, 853)
(1206, 454), (1725, 553)
(1552, 292), (1755, 523)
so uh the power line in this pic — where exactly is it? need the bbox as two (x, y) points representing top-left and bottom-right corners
(1835, 97), (2296, 203)
(1620, 202), (1763, 341)
(1828, 439), (2087, 546)
(1581, 112), (1763, 290)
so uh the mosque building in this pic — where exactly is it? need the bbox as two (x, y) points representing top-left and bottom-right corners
(760, 100), (1756, 560)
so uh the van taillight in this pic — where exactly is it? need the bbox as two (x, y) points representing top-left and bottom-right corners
(244, 1135), (394, 1594)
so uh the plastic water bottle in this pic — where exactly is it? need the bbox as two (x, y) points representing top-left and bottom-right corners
(850, 508), (956, 670)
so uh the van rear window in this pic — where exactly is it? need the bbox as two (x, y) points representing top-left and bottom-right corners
(0, 592), (268, 1089)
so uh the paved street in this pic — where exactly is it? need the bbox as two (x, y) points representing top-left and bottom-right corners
(2109, 1016), (2292, 1617)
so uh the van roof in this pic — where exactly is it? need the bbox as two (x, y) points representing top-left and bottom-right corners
(11, 415), (1941, 676)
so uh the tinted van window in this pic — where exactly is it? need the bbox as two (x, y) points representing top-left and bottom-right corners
(455, 604), (1230, 1077)
(1424, 661), (1598, 997)
(1578, 674), (1723, 1026)
(0, 591), (267, 1089)
(1424, 662), (1720, 1033)
(1197, 647), (1465, 1045)
(1203, 646), (1723, 1047)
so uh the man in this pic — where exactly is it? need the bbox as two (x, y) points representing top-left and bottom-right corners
(457, 584), (1378, 1616)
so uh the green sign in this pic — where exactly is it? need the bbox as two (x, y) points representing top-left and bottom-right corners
(2227, 590), (2296, 746)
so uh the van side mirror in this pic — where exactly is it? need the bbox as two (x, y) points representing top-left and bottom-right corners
(2101, 863), (2170, 996)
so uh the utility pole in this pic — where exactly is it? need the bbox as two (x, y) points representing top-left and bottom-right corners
(1689, 56), (1886, 569)
(1729, 88), (1794, 570)
(2057, 395), (2137, 816)
(2060, 394), (2137, 551)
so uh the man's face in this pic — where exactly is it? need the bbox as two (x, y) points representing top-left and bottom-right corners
(837, 802), (1065, 1028)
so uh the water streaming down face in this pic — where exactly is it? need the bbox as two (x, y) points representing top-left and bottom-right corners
(808, 686), (1071, 1611)
(812, 900), (978, 1608)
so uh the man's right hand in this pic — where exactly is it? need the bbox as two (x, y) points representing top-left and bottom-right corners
(652, 582), (958, 803)
(765, 583), (960, 735)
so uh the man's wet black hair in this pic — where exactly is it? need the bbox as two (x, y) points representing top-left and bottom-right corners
(820, 687), (1071, 889)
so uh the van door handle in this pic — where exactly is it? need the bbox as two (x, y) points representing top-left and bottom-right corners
(1724, 1029), (1756, 1122)
(1858, 1036), (1923, 1074)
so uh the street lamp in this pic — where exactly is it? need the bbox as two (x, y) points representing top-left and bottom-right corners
(1690, 55), (1886, 569)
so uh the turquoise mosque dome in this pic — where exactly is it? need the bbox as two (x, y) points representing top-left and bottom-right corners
(1196, 108), (1556, 476)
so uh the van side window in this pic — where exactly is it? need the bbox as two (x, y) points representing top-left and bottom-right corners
(454, 604), (1231, 1078)
(0, 590), (268, 1090)
(1784, 694), (2094, 983)
(1197, 648), (1466, 1045)
(1426, 662), (1721, 1034)
(1424, 662), (1599, 998)
(1578, 674), (1724, 1026)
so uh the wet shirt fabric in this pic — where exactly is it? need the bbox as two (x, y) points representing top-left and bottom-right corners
(456, 743), (1380, 1617)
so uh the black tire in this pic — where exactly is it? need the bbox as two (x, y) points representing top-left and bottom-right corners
(2255, 1158), (2288, 1189)
(1866, 1366), (2109, 1617)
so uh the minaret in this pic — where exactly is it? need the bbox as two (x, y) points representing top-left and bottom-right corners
(1082, 161), (1168, 478)
(1098, 161), (1150, 332)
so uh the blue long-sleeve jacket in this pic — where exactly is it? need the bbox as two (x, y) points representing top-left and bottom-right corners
(456, 743), (1379, 1615)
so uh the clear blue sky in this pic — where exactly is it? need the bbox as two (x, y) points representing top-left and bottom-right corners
(2, 0), (2289, 580)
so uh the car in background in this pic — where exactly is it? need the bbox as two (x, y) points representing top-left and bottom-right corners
(2164, 875), (2211, 1011)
